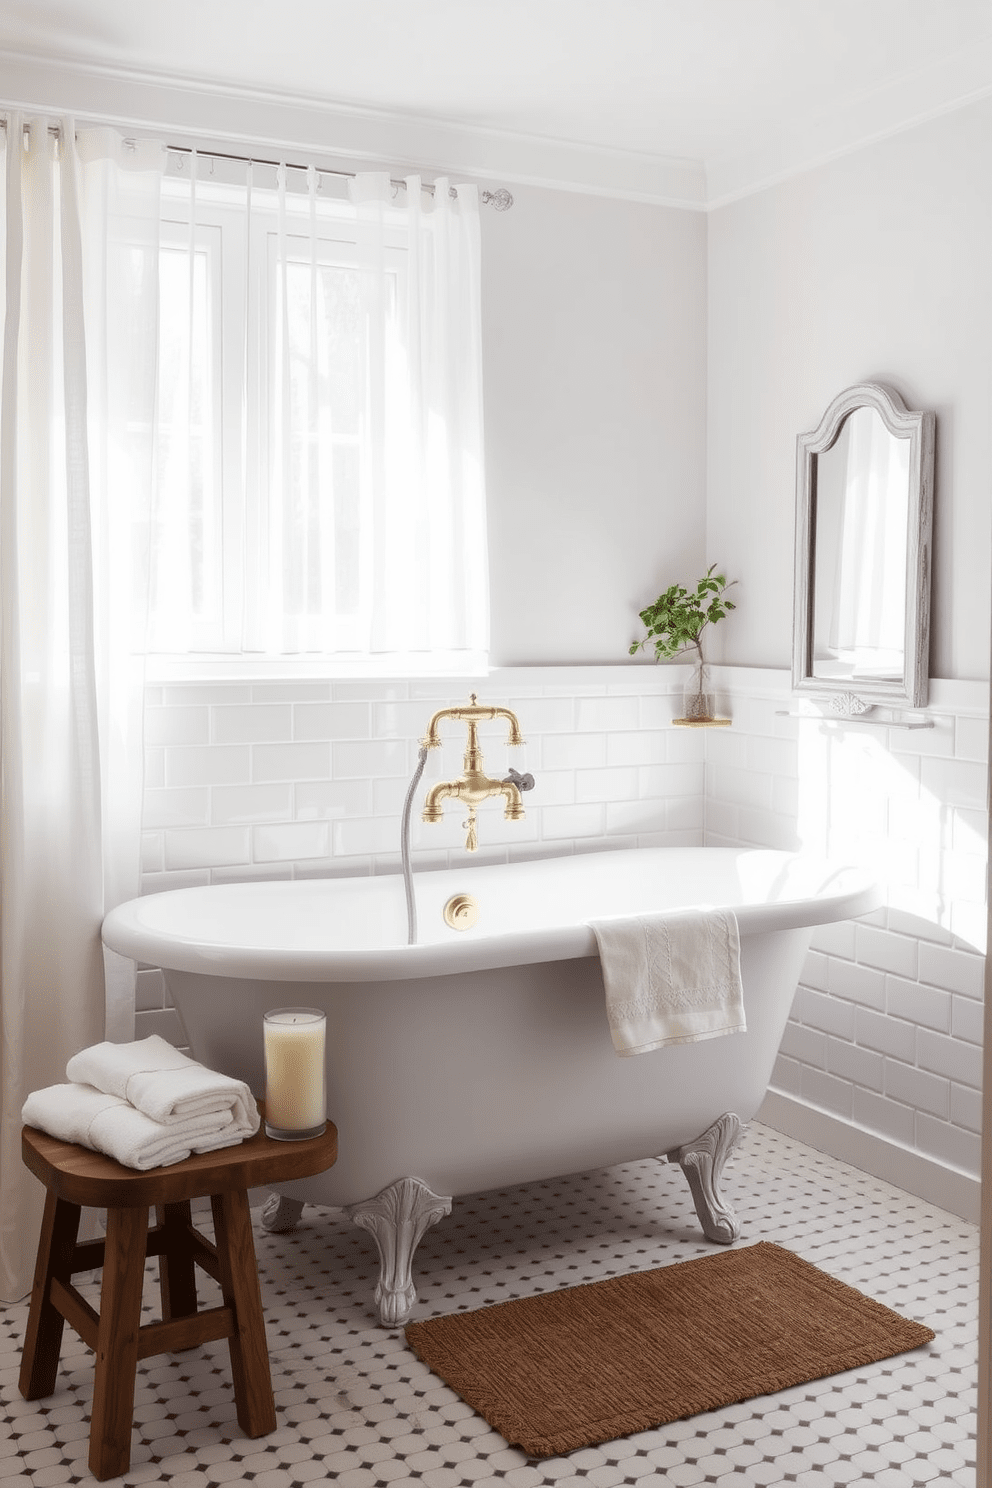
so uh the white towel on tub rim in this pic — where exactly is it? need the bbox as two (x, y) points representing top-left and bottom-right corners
(592, 907), (745, 1056)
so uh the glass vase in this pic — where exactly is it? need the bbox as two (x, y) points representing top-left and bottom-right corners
(682, 660), (714, 722)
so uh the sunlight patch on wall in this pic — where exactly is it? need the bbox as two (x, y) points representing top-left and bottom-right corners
(795, 719), (986, 953)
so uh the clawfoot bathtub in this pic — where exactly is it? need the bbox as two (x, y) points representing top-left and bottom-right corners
(103, 847), (878, 1326)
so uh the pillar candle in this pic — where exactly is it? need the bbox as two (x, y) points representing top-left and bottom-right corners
(263, 1008), (326, 1138)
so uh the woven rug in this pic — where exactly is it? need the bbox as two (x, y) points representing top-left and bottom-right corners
(404, 1241), (935, 1458)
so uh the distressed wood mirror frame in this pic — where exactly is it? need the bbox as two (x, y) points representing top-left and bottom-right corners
(792, 382), (935, 711)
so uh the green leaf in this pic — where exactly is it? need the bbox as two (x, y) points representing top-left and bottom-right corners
(629, 566), (738, 663)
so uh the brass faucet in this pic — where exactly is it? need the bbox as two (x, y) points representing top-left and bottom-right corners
(421, 694), (527, 851)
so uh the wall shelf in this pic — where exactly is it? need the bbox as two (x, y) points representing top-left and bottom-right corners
(774, 710), (934, 731)
(672, 718), (732, 728)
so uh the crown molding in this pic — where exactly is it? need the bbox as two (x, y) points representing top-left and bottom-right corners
(0, 50), (707, 209)
(2, 38), (990, 211)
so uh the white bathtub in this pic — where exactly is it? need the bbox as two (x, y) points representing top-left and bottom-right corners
(103, 847), (879, 1325)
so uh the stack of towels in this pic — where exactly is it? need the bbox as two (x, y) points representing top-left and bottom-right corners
(21, 1035), (260, 1171)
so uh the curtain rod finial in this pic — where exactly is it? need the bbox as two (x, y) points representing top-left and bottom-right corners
(481, 188), (513, 211)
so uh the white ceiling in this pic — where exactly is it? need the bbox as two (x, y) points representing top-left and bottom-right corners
(3, 0), (992, 204)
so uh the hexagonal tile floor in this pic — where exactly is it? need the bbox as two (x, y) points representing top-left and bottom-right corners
(0, 1124), (976, 1486)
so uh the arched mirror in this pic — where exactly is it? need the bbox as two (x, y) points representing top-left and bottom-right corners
(793, 383), (934, 710)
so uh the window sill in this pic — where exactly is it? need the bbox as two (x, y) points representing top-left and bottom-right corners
(142, 652), (490, 683)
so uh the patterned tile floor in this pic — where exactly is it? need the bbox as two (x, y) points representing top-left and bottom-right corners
(0, 1123), (978, 1487)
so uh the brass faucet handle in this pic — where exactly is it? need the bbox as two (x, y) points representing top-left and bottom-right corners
(421, 694), (524, 749)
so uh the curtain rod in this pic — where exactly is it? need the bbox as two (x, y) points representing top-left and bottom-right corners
(0, 118), (513, 211)
(162, 144), (514, 211)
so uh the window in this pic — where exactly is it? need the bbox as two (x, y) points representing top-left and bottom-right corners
(142, 162), (488, 673)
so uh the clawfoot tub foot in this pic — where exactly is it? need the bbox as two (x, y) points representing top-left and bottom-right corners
(346, 1177), (452, 1327)
(260, 1194), (306, 1233)
(666, 1112), (745, 1244)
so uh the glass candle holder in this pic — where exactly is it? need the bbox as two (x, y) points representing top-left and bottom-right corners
(263, 1008), (327, 1141)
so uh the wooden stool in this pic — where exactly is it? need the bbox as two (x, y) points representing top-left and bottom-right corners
(19, 1112), (337, 1481)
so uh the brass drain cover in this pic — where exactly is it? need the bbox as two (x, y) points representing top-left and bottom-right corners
(443, 893), (479, 930)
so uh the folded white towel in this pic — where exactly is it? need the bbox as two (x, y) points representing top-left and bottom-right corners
(21, 1083), (247, 1171)
(67, 1035), (259, 1136)
(592, 907), (746, 1056)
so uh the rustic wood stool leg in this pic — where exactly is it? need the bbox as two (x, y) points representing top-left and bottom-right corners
(157, 1202), (198, 1324)
(210, 1190), (276, 1438)
(19, 1191), (81, 1400)
(89, 1205), (148, 1481)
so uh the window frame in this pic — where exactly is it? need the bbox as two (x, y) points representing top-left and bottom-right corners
(146, 174), (462, 680)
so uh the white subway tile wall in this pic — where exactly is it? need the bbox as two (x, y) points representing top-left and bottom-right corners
(137, 664), (988, 1192)
(140, 669), (700, 896)
(702, 670), (988, 1188)
(136, 665), (704, 1032)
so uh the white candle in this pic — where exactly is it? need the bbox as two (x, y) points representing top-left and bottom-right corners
(263, 1008), (326, 1138)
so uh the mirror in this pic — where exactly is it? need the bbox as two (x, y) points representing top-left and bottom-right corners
(793, 383), (934, 710)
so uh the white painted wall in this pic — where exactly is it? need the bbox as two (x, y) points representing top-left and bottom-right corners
(482, 187), (708, 666)
(706, 96), (992, 681)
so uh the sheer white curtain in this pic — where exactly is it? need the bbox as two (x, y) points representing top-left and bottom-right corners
(351, 173), (488, 663)
(0, 130), (487, 1300)
(77, 129), (165, 1039)
(151, 162), (488, 665)
(0, 118), (163, 1302)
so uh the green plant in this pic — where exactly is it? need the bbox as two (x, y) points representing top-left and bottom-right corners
(629, 565), (737, 716)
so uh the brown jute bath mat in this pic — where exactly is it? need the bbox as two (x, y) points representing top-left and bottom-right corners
(404, 1241), (934, 1458)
